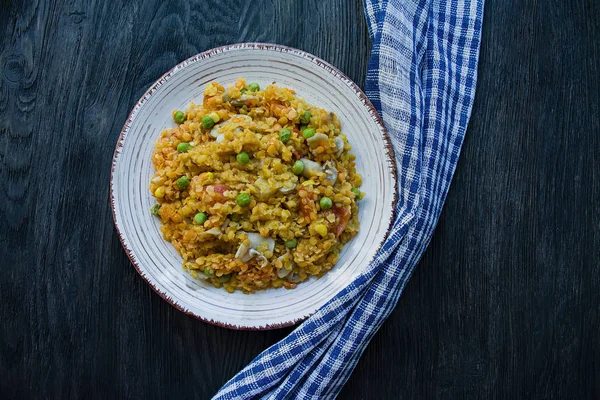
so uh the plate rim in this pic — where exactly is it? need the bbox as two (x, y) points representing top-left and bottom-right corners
(110, 42), (398, 330)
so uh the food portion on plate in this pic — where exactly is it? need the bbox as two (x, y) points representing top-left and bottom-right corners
(149, 78), (364, 293)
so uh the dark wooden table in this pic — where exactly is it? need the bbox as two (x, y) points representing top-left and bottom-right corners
(1, 1), (598, 399)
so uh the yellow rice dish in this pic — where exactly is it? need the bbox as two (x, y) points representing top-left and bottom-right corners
(149, 78), (364, 293)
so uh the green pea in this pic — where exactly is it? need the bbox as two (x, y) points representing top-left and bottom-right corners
(177, 142), (191, 153)
(285, 239), (297, 248)
(292, 160), (305, 175)
(302, 128), (316, 139)
(218, 274), (231, 283)
(194, 212), (208, 225)
(176, 176), (190, 189)
(247, 82), (260, 92)
(201, 115), (215, 129)
(319, 197), (333, 210)
(151, 204), (161, 215)
(352, 188), (362, 199)
(203, 267), (215, 277)
(279, 129), (291, 143)
(174, 111), (186, 124)
(236, 192), (251, 207)
(236, 152), (250, 164)
(299, 111), (311, 125)
(240, 89), (247, 94)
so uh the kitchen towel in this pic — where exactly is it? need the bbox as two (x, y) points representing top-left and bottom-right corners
(215, 0), (484, 398)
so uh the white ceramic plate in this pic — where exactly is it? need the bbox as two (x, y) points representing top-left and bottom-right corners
(111, 43), (397, 330)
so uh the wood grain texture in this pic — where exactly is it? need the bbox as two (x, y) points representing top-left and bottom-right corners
(0, 0), (598, 399)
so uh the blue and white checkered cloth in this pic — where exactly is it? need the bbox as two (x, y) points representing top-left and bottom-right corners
(215, 0), (484, 398)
